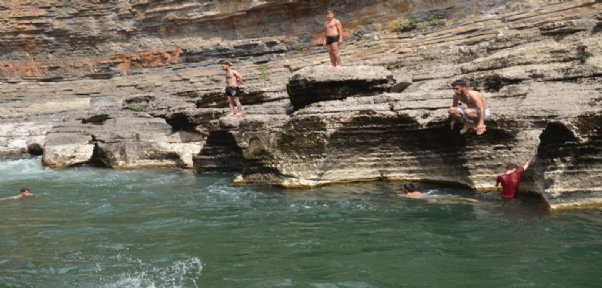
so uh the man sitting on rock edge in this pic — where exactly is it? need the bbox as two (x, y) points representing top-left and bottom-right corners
(448, 80), (490, 135)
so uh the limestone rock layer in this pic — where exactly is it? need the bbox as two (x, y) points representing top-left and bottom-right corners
(1, 0), (602, 210)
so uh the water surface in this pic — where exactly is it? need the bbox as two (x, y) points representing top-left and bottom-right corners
(1, 157), (601, 287)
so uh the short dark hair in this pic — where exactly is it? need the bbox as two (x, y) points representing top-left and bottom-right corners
(506, 163), (519, 170)
(403, 184), (415, 192)
(451, 80), (467, 87)
(20, 188), (30, 193)
(221, 61), (231, 66)
(326, 10), (334, 14)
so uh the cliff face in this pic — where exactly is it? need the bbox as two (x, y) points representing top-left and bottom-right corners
(0, 0), (563, 79)
(1, 0), (602, 210)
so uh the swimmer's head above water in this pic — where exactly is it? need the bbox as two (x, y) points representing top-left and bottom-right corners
(20, 188), (32, 197)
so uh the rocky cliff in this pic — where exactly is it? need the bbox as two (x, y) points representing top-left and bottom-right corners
(1, 0), (601, 210)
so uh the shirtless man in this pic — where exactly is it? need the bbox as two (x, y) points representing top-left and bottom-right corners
(0, 188), (33, 201)
(221, 62), (244, 116)
(448, 80), (490, 135)
(323, 10), (343, 67)
(496, 155), (536, 199)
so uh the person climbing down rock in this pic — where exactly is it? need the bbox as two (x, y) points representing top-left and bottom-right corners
(496, 155), (536, 199)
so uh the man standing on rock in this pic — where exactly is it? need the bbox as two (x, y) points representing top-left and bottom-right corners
(221, 62), (244, 116)
(496, 155), (536, 199)
(323, 10), (343, 67)
(448, 80), (490, 135)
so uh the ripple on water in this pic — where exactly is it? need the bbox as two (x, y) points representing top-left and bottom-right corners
(88, 204), (116, 215)
(99, 256), (204, 288)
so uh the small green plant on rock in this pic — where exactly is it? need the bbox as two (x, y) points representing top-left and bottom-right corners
(396, 18), (417, 31)
(258, 64), (271, 81)
(295, 46), (304, 51)
(130, 106), (146, 112)
(579, 53), (591, 63)
(429, 14), (447, 26)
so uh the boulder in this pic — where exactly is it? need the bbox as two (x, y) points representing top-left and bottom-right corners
(42, 133), (95, 168)
(286, 65), (394, 110)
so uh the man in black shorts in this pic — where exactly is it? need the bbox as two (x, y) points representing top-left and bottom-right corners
(323, 10), (343, 67)
(221, 62), (244, 116)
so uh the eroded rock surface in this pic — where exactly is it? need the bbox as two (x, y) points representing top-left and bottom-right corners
(287, 65), (394, 110)
(1, 0), (602, 210)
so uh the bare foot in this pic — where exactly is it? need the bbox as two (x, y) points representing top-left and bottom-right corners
(236, 113), (243, 116)
(227, 113), (235, 116)
(459, 122), (474, 134)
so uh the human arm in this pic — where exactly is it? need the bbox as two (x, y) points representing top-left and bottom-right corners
(0, 195), (21, 201)
(523, 154), (536, 170)
(233, 71), (243, 85)
(323, 23), (327, 46)
(473, 93), (487, 135)
(450, 95), (459, 129)
(337, 20), (343, 43)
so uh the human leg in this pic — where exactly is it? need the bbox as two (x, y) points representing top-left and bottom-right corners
(233, 97), (243, 116)
(329, 42), (341, 67)
(327, 45), (337, 67)
(458, 108), (480, 134)
(448, 107), (467, 130)
(227, 96), (236, 116)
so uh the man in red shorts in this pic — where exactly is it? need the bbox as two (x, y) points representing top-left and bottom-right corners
(496, 155), (536, 199)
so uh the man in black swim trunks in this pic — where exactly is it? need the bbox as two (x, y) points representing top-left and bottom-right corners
(323, 10), (343, 67)
(221, 62), (244, 116)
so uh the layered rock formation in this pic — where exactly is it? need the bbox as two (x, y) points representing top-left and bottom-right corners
(1, 0), (601, 210)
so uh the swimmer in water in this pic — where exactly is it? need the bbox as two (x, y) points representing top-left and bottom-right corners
(397, 184), (424, 198)
(392, 184), (479, 203)
(0, 188), (33, 201)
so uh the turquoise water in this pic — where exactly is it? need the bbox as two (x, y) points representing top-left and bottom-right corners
(1, 157), (601, 287)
